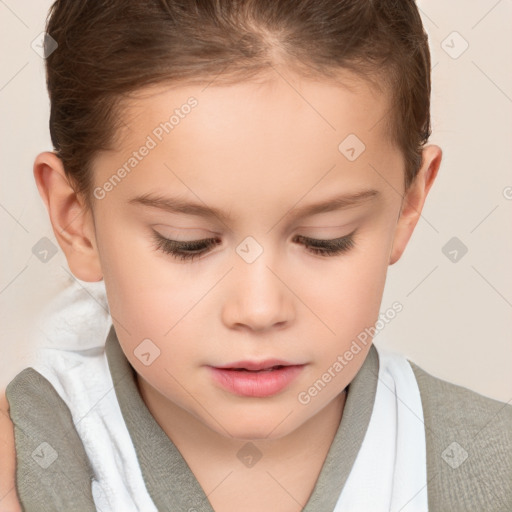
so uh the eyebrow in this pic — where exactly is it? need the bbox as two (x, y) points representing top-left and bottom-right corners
(128, 188), (380, 223)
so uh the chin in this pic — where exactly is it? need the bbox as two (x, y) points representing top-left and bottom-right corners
(213, 410), (303, 441)
(226, 426), (292, 441)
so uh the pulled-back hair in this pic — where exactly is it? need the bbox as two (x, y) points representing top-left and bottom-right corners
(44, 0), (432, 210)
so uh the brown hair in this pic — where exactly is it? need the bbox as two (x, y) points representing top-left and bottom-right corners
(44, 0), (431, 211)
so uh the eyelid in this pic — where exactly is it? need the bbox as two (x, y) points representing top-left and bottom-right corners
(296, 230), (356, 243)
(152, 224), (220, 238)
(153, 233), (219, 249)
(152, 230), (354, 246)
(151, 228), (357, 262)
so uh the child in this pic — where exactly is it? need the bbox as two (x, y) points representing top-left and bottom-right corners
(3, 0), (511, 510)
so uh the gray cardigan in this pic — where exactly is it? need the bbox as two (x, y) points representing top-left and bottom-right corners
(6, 326), (512, 511)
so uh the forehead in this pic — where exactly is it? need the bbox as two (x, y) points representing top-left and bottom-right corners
(117, 68), (391, 147)
(92, 69), (402, 211)
(113, 68), (390, 149)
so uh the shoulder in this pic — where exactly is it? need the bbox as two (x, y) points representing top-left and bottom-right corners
(0, 390), (22, 512)
(408, 360), (512, 511)
(5, 367), (96, 511)
(6, 366), (80, 439)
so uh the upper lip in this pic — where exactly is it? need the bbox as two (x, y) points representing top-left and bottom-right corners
(213, 359), (302, 371)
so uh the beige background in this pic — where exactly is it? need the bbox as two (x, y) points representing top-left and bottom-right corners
(1, 0), (511, 402)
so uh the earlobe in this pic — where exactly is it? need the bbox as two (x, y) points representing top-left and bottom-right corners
(33, 151), (103, 282)
(388, 145), (442, 265)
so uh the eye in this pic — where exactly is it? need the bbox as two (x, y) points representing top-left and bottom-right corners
(152, 231), (221, 261)
(151, 230), (356, 262)
(292, 231), (356, 257)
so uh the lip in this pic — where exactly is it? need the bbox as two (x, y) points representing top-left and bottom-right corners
(208, 361), (305, 398)
(214, 359), (297, 371)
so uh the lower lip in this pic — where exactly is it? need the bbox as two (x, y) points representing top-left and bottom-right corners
(208, 365), (304, 398)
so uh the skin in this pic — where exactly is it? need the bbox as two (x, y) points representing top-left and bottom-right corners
(4, 67), (441, 512)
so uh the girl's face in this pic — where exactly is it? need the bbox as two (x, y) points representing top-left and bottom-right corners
(87, 70), (429, 440)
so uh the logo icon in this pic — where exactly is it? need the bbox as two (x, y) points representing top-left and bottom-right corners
(441, 32), (469, 59)
(338, 134), (366, 162)
(236, 442), (263, 468)
(442, 237), (468, 263)
(134, 338), (161, 366)
(236, 236), (264, 264)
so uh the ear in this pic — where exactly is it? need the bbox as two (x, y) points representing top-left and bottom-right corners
(389, 144), (442, 265)
(33, 151), (103, 281)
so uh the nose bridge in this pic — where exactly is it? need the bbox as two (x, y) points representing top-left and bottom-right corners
(222, 237), (294, 331)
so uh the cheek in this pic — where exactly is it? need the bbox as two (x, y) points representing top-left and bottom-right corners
(295, 231), (392, 347)
(101, 242), (205, 392)
(95, 220), (203, 342)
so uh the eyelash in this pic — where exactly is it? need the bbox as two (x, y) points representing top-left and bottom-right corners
(152, 230), (356, 262)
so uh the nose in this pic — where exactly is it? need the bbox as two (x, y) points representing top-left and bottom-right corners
(221, 252), (295, 332)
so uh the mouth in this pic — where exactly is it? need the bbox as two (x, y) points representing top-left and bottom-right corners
(208, 360), (306, 398)
(214, 359), (299, 372)
(228, 366), (285, 373)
